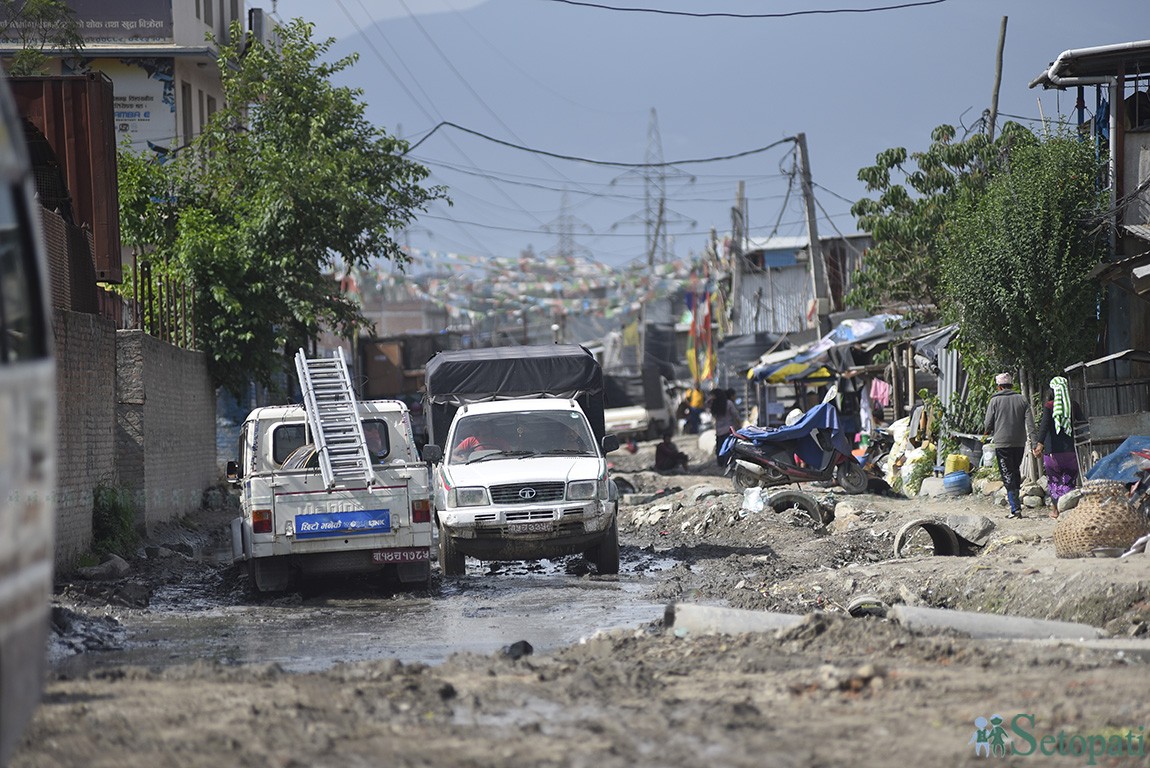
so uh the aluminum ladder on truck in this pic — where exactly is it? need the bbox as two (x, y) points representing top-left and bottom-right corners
(294, 348), (373, 490)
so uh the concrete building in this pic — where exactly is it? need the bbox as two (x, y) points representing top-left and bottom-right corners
(0, 0), (276, 157)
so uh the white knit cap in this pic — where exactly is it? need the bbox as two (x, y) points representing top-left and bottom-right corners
(995, 373), (1012, 386)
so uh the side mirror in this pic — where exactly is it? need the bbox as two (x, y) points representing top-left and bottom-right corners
(226, 460), (239, 484)
(422, 444), (443, 463)
(601, 434), (620, 454)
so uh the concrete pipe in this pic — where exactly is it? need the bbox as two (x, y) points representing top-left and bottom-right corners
(893, 518), (961, 558)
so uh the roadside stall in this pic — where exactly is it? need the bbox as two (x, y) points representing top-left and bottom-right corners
(1065, 349), (1150, 476)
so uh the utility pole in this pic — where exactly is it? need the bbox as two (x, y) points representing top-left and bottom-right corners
(796, 132), (830, 333)
(729, 181), (745, 333)
(988, 16), (1008, 141)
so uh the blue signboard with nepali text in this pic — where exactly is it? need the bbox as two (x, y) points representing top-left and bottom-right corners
(295, 510), (391, 540)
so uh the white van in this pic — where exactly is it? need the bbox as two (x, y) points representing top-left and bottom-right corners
(228, 399), (432, 591)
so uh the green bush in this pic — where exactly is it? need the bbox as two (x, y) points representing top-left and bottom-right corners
(92, 481), (140, 558)
(904, 455), (934, 497)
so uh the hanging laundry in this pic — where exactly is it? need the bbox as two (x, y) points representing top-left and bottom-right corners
(870, 378), (892, 408)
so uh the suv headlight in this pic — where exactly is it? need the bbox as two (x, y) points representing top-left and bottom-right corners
(450, 486), (489, 507)
(567, 479), (599, 500)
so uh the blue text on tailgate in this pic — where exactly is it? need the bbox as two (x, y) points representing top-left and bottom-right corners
(296, 510), (391, 539)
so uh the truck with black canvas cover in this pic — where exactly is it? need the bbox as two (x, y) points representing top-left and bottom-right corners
(421, 345), (620, 576)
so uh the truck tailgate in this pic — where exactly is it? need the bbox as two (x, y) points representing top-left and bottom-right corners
(273, 480), (415, 549)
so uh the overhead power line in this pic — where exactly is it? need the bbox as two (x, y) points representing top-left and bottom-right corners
(542, 0), (949, 18)
(812, 182), (857, 206)
(419, 157), (793, 204)
(407, 121), (796, 166)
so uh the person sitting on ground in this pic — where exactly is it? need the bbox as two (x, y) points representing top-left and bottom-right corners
(654, 431), (689, 473)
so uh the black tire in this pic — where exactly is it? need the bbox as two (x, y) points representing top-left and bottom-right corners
(733, 464), (760, 491)
(613, 477), (637, 496)
(766, 490), (827, 524)
(249, 556), (291, 592)
(835, 460), (868, 495)
(438, 523), (466, 577)
(591, 517), (620, 575)
(395, 560), (432, 587)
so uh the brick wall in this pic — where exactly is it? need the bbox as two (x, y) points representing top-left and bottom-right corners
(116, 331), (216, 531)
(53, 309), (116, 562)
(53, 314), (218, 564)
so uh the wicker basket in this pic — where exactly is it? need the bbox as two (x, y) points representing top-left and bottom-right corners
(1053, 480), (1149, 558)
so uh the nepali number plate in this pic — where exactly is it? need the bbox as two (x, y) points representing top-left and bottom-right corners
(508, 520), (554, 534)
(372, 548), (431, 563)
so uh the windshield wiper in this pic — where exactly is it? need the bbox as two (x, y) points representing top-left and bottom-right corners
(535, 448), (589, 456)
(467, 450), (536, 463)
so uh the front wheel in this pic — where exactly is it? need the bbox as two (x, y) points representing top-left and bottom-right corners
(835, 459), (868, 495)
(438, 523), (466, 577)
(589, 518), (619, 575)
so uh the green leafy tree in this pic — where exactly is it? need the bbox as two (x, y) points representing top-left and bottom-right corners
(118, 19), (446, 396)
(848, 123), (1031, 319)
(941, 129), (1105, 402)
(0, 0), (82, 75)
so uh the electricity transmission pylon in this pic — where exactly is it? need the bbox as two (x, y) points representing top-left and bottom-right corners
(542, 189), (593, 262)
(610, 108), (695, 265)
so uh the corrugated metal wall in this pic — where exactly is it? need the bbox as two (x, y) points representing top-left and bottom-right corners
(11, 74), (121, 283)
(734, 264), (813, 336)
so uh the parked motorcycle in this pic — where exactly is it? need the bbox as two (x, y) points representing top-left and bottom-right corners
(720, 402), (868, 494)
(860, 426), (895, 484)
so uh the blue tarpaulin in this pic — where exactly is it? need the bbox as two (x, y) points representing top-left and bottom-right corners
(720, 402), (849, 468)
(1085, 436), (1150, 484)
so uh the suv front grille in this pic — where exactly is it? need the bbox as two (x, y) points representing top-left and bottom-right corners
(490, 481), (565, 504)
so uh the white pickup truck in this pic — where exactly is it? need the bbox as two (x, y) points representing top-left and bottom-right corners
(227, 399), (433, 591)
(421, 345), (620, 577)
(603, 367), (674, 441)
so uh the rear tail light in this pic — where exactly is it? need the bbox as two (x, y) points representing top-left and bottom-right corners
(253, 508), (272, 534)
(411, 498), (431, 524)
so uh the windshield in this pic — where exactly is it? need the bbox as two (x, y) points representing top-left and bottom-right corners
(448, 410), (596, 464)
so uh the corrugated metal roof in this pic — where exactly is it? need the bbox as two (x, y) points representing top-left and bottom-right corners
(1123, 224), (1150, 243)
(744, 235), (808, 252)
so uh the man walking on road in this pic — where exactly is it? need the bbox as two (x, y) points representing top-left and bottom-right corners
(983, 372), (1035, 518)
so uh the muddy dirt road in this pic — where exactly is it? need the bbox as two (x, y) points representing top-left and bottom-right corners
(15, 435), (1150, 767)
(52, 558), (673, 675)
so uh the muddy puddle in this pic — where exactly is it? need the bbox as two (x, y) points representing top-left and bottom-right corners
(55, 550), (679, 674)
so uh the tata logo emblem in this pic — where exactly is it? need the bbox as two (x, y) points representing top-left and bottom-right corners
(519, 487), (537, 500)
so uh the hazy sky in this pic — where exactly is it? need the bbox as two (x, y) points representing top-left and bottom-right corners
(265, 0), (1150, 271)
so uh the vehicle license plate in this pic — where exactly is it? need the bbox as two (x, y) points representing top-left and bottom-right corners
(372, 548), (430, 563)
(508, 520), (554, 534)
